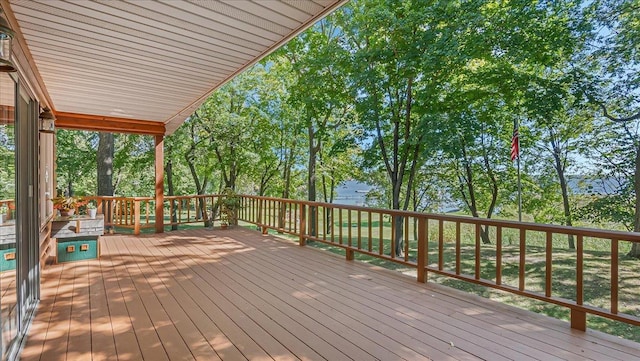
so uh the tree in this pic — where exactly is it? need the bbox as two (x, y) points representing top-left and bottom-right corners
(284, 19), (354, 237)
(55, 130), (97, 196)
(338, 0), (450, 256)
(578, 0), (640, 257)
(97, 132), (114, 197)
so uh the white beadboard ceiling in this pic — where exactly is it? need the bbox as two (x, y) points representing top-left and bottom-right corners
(8, 0), (345, 134)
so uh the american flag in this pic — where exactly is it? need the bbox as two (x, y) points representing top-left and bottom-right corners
(510, 123), (519, 161)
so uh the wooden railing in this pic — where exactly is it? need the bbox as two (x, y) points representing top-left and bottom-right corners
(86, 196), (155, 234)
(236, 195), (640, 332)
(90, 194), (222, 234)
(164, 195), (221, 228)
(0, 198), (15, 220)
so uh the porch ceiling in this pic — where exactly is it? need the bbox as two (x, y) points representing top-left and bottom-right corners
(6, 0), (345, 135)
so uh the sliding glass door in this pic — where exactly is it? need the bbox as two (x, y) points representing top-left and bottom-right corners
(0, 73), (40, 361)
(0, 72), (17, 360)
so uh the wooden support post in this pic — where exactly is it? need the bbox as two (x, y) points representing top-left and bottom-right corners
(571, 309), (586, 331)
(417, 217), (427, 283)
(299, 204), (306, 246)
(346, 248), (354, 261)
(134, 198), (141, 235)
(154, 135), (164, 233)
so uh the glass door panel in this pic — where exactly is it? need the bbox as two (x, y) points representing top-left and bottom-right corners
(0, 72), (17, 358)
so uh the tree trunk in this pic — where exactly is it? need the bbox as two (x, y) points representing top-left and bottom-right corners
(97, 132), (114, 196)
(308, 125), (318, 238)
(97, 132), (114, 229)
(392, 183), (404, 257)
(552, 146), (575, 249)
(165, 159), (178, 231)
(66, 179), (73, 197)
(629, 141), (640, 258)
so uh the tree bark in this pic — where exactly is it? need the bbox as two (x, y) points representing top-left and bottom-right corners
(97, 132), (114, 196)
(629, 140), (640, 257)
(165, 158), (179, 230)
(307, 123), (319, 238)
(551, 139), (575, 249)
(97, 132), (114, 228)
(458, 152), (492, 244)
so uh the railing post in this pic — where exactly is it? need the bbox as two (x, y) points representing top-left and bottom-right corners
(572, 234), (586, 331)
(133, 198), (141, 235)
(346, 247), (354, 261)
(417, 217), (427, 283)
(299, 204), (306, 246)
(571, 309), (586, 331)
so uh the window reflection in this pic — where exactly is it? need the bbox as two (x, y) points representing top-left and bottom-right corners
(0, 71), (17, 356)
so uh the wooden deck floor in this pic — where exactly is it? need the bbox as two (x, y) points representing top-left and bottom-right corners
(20, 228), (640, 361)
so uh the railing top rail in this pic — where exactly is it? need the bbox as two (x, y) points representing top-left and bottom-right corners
(89, 196), (154, 201)
(165, 194), (216, 200)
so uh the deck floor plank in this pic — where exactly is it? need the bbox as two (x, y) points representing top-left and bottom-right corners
(190, 233), (463, 361)
(143, 236), (300, 361)
(66, 261), (92, 360)
(228, 232), (565, 361)
(116, 237), (196, 361)
(89, 253), (118, 361)
(247, 229), (634, 361)
(132, 236), (272, 360)
(127, 237), (246, 361)
(21, 228), (640, 361)
(123, 237), (224, 361)
(241, 235), (579, 360)
(100, 239), (144, 361)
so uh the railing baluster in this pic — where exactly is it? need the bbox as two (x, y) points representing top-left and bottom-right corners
(438, 219), (444, 271)
(404, 216), (409, 262)
(611, 239), (618, 314)
(357, 211), (362, 250)
(496, 226), (502, 285)
(299, 204), (306, 246)
(338, 208), (343, 245)
(322, 206), (327, 241)
(519, 228), (526, 291)
(133, 198), (141, 235)
(456, 221), (461, 275)
(391, 215), (396, 259)
(187, 198), (191, 222)
(417, 217), (427, 283)
(346, 209), (354, 260)
(368, 212), (373, 253)
(545, 232), (552, 297)
(572, 234), (586, 331)
(293, 203), (298, 234)
(379, 213), (383, 255)
(330, 207), (335, 243)
(347, 210), (352, 247)
(475, 223), (481, 279)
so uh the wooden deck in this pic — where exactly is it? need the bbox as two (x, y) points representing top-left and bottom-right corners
(21, 228), (640, 361)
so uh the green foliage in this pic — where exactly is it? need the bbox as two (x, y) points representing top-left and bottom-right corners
(218, 187), (241, 225)
(52, 0), (640, 245)
(0, 125), (15, 199)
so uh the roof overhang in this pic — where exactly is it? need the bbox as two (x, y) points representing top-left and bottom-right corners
(3, 0), (347, 135)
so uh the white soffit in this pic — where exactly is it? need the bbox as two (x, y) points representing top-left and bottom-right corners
(8, 0), (346, 134)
